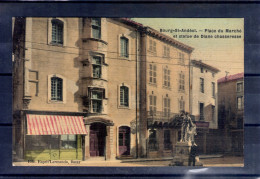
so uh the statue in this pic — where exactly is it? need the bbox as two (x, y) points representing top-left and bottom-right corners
(180, 112), (197, 144)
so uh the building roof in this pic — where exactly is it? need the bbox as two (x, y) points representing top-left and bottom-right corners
(191, 59), (220, 73)
(218, 72), (244, 83)
(145, 27), (194, 53)
(115, 18), (194, 53)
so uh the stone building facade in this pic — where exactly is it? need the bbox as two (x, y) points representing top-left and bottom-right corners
(139, 27), (193, 158)
(13, 17), (194, 161)
(217, 73), (244, 155)
(190, 60), (220, 154)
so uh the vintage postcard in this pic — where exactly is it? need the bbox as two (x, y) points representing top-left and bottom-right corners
(12, 18), (244, 167)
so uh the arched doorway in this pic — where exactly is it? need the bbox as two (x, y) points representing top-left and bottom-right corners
(119, 126), (130, 156)
(89, 123), (106, 157)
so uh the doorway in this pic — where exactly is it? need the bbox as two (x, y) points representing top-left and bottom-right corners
(118, 126), (130, 156)
(89, 123), (106, 157)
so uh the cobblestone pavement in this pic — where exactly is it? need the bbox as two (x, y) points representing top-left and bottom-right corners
(13, 156), (243, 167)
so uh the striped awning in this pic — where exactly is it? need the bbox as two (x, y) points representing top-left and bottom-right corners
(26, 114), (87, 135)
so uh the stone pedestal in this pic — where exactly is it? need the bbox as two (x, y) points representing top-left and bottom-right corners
(169, 142), (203, 166)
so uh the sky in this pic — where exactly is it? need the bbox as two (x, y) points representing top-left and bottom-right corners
(132, 18), (244, 79)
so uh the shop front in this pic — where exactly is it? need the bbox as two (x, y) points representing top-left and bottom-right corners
(25, 114), (88, 161)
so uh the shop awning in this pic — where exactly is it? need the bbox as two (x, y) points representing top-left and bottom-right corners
(26, 114), (87, 135)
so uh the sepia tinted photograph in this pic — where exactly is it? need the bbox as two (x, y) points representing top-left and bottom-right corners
(12, 18), (244, 167)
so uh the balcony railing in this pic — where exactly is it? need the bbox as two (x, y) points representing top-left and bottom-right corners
(147, 111), (179, 127)
(147, 111), (195, 128)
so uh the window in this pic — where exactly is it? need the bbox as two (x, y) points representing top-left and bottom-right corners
(199, 103), (204, 120)
(149, 95), (157, 116)
(237, 82), (243, 92)
(51, 77), (63, 101)
(163, 46), (170, 57)
(92, 56), (102, 78)
(237, 96), (243, 110)
(179, 72), (185, 91)
(200, 67), (204, 73)
(212, 82), (215, 97)
(91, 90), (103, 113)
(149, 39), (156, 53)
(51, 19), (64, 45)
(91, 18), (101, 39)
(149, 64), (157, 84)
(163, 67), (170, 88)
(178, 52), (184, 64)
(200, 78), (204, 93)
(164, 130), (171, 150)
(61, 135), (77, 149)
(120, 86), (129, 107)
(120, 37), (129, 58)
(148, 130), (158, 151)
(179, 96), (185, 112)
(212, 105), (215, 121)
(163, 97), (171, 117)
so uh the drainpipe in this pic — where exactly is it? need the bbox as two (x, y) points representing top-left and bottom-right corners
(189, 53), (191, 114)
(135, 29), (138, 159)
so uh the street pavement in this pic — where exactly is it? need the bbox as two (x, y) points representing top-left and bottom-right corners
(13, 156), (244, 167)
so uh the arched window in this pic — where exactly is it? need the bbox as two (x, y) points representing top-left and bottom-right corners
(120, 37), (129, 58)
(51, 77), (63, 101)
(51, 19), (64, 45)
(120, 86), (129, 107)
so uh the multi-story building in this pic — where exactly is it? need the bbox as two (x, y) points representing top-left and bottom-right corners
(190, 60), (220, 154)
(12, 17), (142, 161)
(218, 73), (244, 155)
(12, 17), (194, 161)
(139, 27), (193, 158)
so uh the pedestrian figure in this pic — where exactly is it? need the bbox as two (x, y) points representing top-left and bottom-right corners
(188, 141), (197, 166)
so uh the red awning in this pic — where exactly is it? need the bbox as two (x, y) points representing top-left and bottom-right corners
(26, 114), (87, 135)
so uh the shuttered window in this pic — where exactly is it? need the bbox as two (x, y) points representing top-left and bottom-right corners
(179, 72), (185, 91)
(149, 64), (157, 84)
(149, 95), (157, 116)
(163, 97), (171, 117)
(163, 68), (170, 87)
